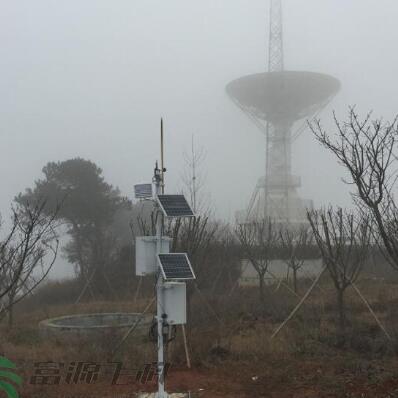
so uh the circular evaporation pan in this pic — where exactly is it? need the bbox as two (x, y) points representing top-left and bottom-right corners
(39, 312), (152, 336)
(226, 71), (341, 124)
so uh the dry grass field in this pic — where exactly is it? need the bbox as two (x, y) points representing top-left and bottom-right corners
(2, 275), (398, 398)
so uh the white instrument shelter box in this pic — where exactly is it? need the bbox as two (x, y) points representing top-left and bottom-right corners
(161, 282), (186, 325)
(135, 236), (171, 276)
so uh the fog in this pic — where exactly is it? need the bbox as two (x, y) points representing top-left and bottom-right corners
(1, 1), (398, 277)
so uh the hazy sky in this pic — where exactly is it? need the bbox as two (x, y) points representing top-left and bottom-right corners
(1, 1), (398, 276)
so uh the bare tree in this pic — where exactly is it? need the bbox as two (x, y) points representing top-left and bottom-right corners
(0, 200), (59, 326)
(181, 135), (207, 214)
(279, 225), (313, 293)
(130, 200), (219, 289)
(208, 226), (241, 295)
(235, 218), (279, 302)
(163, 215), (219, 307)
(309, 108), (398, 270)
(307, 207), (371, 342)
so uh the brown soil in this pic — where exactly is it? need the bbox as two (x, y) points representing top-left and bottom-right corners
(21, 358), (398, 398)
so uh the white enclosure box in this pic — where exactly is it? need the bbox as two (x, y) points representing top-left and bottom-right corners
(135, 236), (171, 276)
(161, 282), (186, 325)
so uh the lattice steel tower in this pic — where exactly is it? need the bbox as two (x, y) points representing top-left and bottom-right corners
(227, 0), (340, 224)
(268, 0), (283, 72)
(265, 0), (287, 222)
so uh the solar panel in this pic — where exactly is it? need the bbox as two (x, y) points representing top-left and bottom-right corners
(157, 195), (194, 217)
(134, 184), (153, 199)
(158, 253), (196, 281)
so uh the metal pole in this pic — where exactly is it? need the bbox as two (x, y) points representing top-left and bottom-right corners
(156, 121), (168, 398)
(161, 118), (165, 194)
(154, 165), (166, 398)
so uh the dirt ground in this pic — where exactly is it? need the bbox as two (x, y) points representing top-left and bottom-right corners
(15, 354), (398, 397)
(21, 361), (398, 398)
(4, 280), (398, 398)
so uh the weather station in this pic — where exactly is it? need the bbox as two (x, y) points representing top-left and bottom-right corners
(134, 120), (196, 398)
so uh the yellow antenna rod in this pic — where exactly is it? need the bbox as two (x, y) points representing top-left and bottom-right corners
(160, 118), (165, 194)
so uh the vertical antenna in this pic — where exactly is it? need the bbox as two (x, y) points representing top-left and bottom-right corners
(160, 118), (165, 194)
(191, 134), (197, 213)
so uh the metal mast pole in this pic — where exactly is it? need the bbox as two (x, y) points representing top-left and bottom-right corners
(160, 118), (165, 195)
(156, 119), (166, 397)
(154, 162), (166, 398)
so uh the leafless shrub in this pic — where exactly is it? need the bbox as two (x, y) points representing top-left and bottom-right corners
(0, 200), (59, 326)
(307, 207), (371, 342)
(279, 224), (314, 293)
(235, 218), (279, 302)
